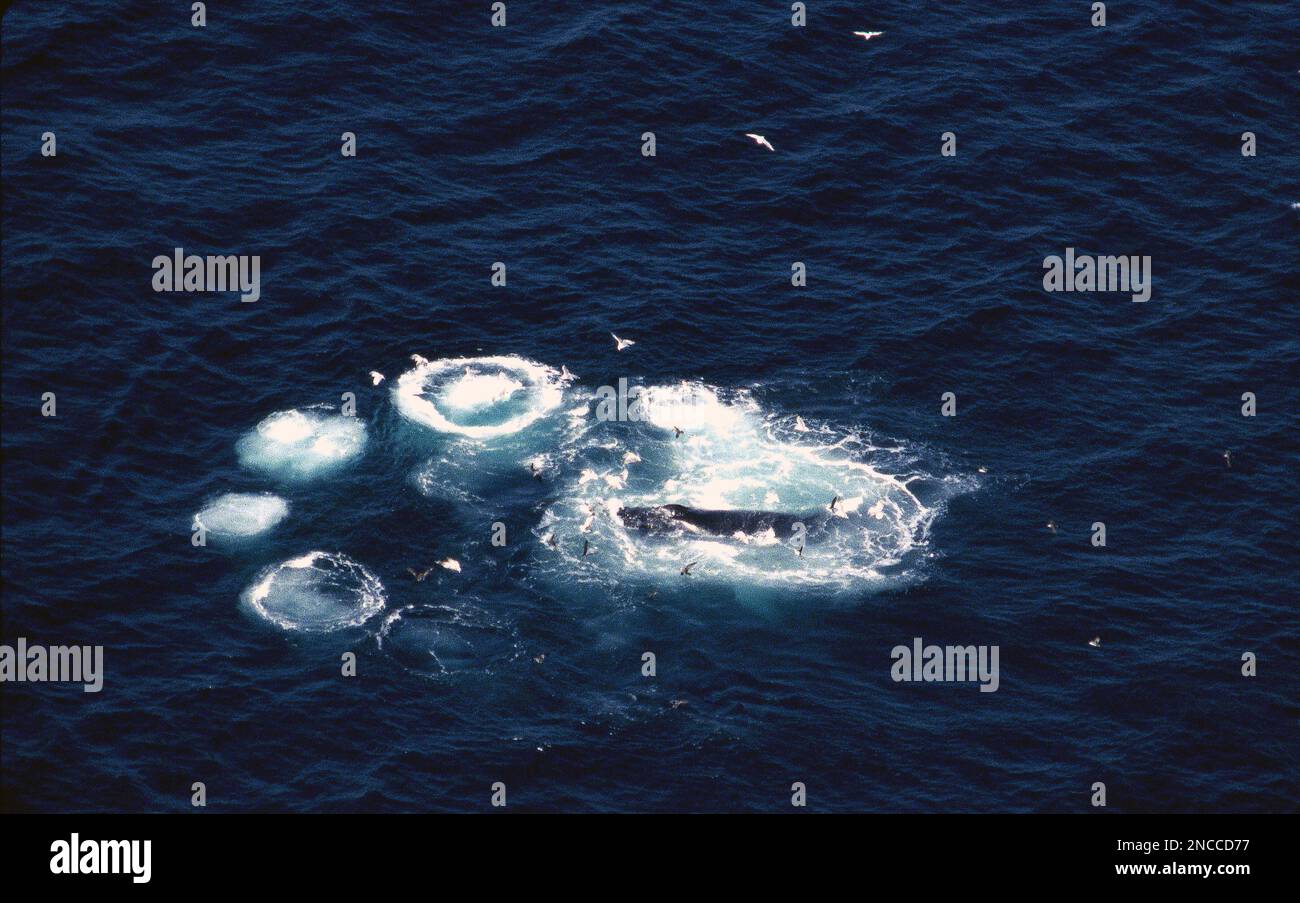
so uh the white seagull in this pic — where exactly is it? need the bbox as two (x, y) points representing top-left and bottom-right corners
(368, 370), (385, 386)
(611, 333), (636, 351)
(438, 557), (461, 573)
(853, 31), (884, 41)
(744, 133), (774, 152)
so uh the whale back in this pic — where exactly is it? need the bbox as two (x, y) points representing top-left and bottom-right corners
(618, 504), (824, 538)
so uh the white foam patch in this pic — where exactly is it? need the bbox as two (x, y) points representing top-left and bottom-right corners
(195, 493), (288, 538)
(393, 355), (564, 439)
(241, 551), (386, 632)
(444, 372), (525, 409)
(236, 408), (366, 480)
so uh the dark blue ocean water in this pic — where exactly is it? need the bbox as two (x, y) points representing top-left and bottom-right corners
(2, 0), (1297, 813)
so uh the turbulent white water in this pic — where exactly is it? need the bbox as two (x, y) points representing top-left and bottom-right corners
(220, 357), (959, 629)
(393, 354), (575, 504)
(241, 551), (387, 632)
(392, 355), (567, 439)
(236, 408), (367, 480)
(533, 380), (960, 592)
(195, 492), (288, 538)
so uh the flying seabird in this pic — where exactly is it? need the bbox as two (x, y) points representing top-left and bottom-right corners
(795, 544), (804, 558)
(681, 561), (699, 575)
(582, 539), (591, 557)
(407, 566), (433, 582)
(438, 557), (461, 573)
(611, 333), (636, 351)
(534, 653), (546, 664)
(669, 699), (688, 709)
(369, 371), (385, 386)
(829, 495), (840, 513)
(853, 31), (884, 41)
(529, 462), (543, 480)
(1046, 521), (1057, 534)
(1088, 637), (1101, 648)
(672, 426), (684, 438)
(1223, 450), (1232, 468)
(544, 532), (559, 549)
(561, 365), (576, 380)
(744, 133), (774, 152)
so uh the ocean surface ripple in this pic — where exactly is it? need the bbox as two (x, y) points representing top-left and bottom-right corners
(2, 0), (1297, 813)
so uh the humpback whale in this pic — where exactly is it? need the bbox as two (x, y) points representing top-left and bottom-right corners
(617, 504), (826, 538)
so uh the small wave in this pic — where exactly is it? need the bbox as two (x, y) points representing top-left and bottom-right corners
(236, 408), (366, 480)
(241, 551), (386, 632)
